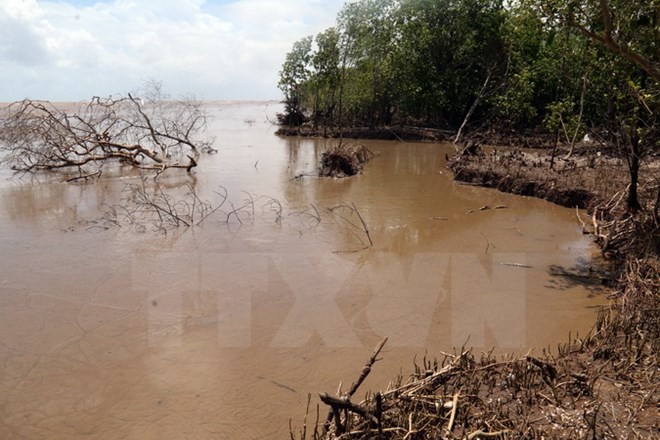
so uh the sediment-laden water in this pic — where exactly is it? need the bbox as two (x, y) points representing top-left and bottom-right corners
(0, 102), (607, 439)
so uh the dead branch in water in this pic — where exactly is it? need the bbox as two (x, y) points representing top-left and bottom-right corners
(261, 197), (284, 224)
(90, 180), (226, 233)
(289, 203), (322, 226)
(87, 182), (368, 239)
(329, 203), (374, 249)
(0, 82), (212, 179)
(321, 338), (388, 435)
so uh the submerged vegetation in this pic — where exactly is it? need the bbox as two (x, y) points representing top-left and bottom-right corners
(85, 180), (375, 252)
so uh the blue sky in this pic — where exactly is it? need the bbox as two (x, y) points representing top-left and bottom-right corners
(0, 0), (344, 101)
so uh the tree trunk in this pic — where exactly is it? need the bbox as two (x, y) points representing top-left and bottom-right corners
(454, 72), (491, 144)
(564, 72), (588, 159)
(550, 129), (560, 170)
(627, 144), (641, 211)
(653, 185), (660, 225)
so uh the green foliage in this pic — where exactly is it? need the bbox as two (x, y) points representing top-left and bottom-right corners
(278, 36), (313, 126)
(530, 0), (659, 82)
(277, 0), (658, 146)
(311, 28), (341, 127)
(543, 100), (586, 144)
(387, 0), (508, 125)
(493, 69), (538, 127)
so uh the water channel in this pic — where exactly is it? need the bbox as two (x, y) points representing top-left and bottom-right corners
(0, 101), (608, 439)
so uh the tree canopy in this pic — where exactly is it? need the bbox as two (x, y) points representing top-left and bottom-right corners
(279, 0), (657, 210)
(278, 0), (658, 136)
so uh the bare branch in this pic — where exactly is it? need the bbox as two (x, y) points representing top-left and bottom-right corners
(566, 1), (660, 83)
(0, 84), (211, 179)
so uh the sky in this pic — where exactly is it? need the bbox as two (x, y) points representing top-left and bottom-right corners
(0, 0), (344, 101)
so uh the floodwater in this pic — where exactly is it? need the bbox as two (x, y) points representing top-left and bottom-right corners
(0, 102), (608, 439)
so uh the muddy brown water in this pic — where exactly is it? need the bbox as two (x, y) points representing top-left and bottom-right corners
(0, 102), (608, 439)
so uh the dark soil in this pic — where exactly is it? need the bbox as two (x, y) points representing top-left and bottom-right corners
(276, 124), (557, 147)
(276, 125), (454, 142)
(447, 145), (660, 212)
(448, 149), (602, 209)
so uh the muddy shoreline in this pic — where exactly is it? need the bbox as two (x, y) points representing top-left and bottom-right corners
(290, 134), (659, 439)
(276, 125), (556, 147)
(447, 149), (601, 210)
(450, 166), (598, 209)
(276, 125), (454, 142)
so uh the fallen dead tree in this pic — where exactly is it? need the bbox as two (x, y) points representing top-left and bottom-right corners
(0, 83), (212, 180)
(320, 143), (374, 178)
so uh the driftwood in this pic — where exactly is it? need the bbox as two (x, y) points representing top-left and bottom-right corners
(319, 394), (378, 426)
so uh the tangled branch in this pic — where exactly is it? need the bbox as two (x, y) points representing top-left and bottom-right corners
(88, 184), (338, 236)
(0, 84), (212, 178)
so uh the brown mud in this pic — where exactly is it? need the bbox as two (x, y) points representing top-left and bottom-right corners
(447, 145), (659, 212)
(276, 125), (454, 142)
(295, 147), (659, 439)
(448, 148), (604, 210)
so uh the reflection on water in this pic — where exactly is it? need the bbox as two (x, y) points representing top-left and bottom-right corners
(0, 102), (608, 439)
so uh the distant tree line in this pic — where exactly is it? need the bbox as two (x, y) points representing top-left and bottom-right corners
(278, 0), (657, 136)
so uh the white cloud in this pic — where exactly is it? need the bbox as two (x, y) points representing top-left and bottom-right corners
(0, 0), (344, 101)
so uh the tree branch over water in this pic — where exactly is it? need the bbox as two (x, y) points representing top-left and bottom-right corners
(0, 83), (212, 179)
